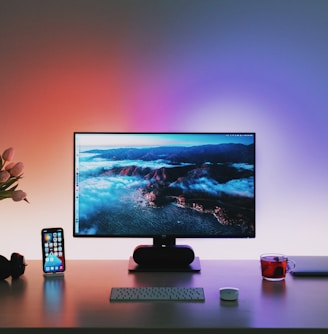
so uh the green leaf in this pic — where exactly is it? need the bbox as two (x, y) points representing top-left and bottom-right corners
(0, 190), (14, 199)
(0, 177), (20, 190)
(6, 184), (18, 191)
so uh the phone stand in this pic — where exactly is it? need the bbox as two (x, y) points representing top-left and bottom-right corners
(43, 272), (65, 278)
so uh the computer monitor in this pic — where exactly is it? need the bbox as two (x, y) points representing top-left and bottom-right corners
(74, 132), (255, 271)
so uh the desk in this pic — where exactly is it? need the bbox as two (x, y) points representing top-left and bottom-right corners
(0, 259), (328, 333)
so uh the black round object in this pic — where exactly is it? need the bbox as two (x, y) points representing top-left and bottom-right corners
(133, 245), (195, 267)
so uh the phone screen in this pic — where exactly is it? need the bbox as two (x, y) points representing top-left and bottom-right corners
(41, 227), (65, 274)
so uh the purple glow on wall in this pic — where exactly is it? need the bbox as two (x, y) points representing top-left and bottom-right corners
(0, 0), (327, 258)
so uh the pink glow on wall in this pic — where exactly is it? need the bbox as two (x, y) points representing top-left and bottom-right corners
(1, 1), (327, 259)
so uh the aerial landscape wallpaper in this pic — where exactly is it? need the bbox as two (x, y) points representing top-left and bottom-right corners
(74, 133), (255, 237)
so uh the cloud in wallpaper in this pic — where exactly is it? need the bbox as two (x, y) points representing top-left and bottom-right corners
(0, 0), (327, 258)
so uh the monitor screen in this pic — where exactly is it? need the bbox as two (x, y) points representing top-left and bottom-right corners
(74, 132), (255, 241)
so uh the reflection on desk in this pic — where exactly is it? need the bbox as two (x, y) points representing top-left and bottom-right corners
(0, 259), (328, 333)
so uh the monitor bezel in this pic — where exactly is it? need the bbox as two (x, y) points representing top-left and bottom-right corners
(73, 131), (256, 240)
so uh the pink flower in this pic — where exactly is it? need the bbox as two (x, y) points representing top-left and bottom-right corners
(9, 162), (24, 177)
(0, 170), (10, 183)
(4, 162), (15, 170)
(12, 190), (28, 202)
(2, 147), (15, 162)
(0, 147), (29, 203)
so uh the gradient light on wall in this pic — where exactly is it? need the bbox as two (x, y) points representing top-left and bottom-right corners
(0, 0), (327, 259)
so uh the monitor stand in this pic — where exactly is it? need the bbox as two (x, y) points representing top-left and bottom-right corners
(128, 256), (201, 272)
(129, 236), (201, 272)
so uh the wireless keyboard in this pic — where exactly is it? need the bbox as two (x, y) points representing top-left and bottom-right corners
(110, 287), (205, 302)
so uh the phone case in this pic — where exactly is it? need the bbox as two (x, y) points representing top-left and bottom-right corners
(41, 227), (65, 274)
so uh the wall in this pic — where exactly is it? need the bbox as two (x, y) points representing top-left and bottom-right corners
(1, 0), (327, 260)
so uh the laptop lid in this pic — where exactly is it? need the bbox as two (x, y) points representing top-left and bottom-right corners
(289, 256), (328, 277)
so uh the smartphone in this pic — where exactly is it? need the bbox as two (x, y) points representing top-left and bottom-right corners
(41, 227), (66, 274)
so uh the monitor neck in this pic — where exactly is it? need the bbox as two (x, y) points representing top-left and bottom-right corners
(153, 236), (176, 247)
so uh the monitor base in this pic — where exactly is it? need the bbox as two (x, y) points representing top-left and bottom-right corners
(128, 256), (201, 272)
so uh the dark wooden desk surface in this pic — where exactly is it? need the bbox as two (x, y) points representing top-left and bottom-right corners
(0, 259), (328, 333)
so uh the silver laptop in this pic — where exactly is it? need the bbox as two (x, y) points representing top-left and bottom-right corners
(289, 256), (328, 276)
